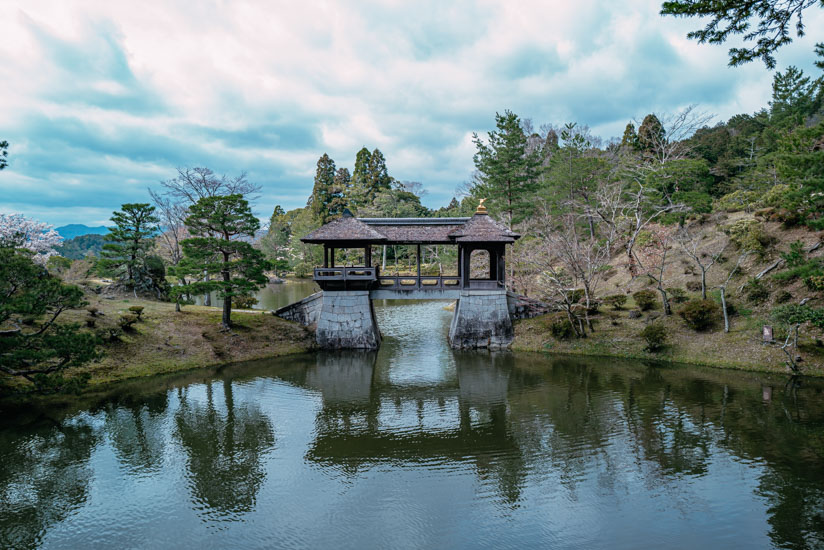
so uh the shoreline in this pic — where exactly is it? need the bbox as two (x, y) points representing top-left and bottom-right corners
(511, 312), (823, 377)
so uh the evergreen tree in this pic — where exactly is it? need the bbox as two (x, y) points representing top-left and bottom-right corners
(99, 203), (159, 288)
(770, 66), (822, 128)
(260, 205), (291, 273)
(0, 246), (99, 392)
(776, 121), (824, 228)
(661, 0), (824, 68)
(472, 110), (542, 227)
(621, 122), (640, 150)
(638, 114), (665, 157)
(349, 147), (392, 209)
(0, 140), (7, 170)
(309, 154), (345, 224)
(332, 167), (352, 214)
(175, 195), (270, 330)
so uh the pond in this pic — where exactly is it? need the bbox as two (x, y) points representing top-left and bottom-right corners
(195, 279), (319, 311)
(1, 300), (823, 549)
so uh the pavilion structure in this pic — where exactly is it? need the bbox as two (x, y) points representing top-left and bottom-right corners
(276, 202), (521, 350)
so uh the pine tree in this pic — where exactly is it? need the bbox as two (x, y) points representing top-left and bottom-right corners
(175, 195), (270, 330)
(638, 114), (665, 157)
(309, 154), (344, 224)
(99, 203), (159, 288)
(0, 246), (99, 391)
(349, 147), (392, 210)
(621, 122), (639, 150)
(472, 110), (542, 227)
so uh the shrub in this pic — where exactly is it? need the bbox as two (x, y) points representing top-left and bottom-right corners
(685, 280), (702, 292)
(807, 275), (824, 292)
(128, 306), (145, 319)
(628, 310), (642, 319)
(724, 219), (772, 256)
(86, 306), (100, 317)
(679, 299), (720, 331)
(233, 295), (257, 309)
(743, 278), (770, 304)
(666, 287), (688, 303)
(760, 184), (795, 209)
(543, 313), (575, 340)
(640, 323), (668, 352)
(603, 294), (628, 310)
(775, 290), (793, 303)
(718, 190), (760, 212)
(293, 261), (313, 278)
(118, 314), (139, 331)
(633, 289), (658, 311)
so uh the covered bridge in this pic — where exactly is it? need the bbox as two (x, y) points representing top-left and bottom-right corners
(276, 202), (535, 351)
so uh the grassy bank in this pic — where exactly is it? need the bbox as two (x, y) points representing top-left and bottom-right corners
(512, 305), (824, 376)
(54, 296), (315, 387)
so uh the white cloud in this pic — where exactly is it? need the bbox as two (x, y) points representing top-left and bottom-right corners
(0, 0), (822, 225)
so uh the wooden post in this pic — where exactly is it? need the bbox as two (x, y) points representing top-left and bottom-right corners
(330, 248), (335, 268)
(323, 246), (328, 268)
(417, 244), (421, 288)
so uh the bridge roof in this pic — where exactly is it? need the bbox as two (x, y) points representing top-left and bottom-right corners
(302, 211), (520, 245)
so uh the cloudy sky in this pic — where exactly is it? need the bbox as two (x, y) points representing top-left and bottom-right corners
(1, 0), (822, 227)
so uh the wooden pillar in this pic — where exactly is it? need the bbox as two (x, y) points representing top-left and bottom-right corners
(323, 246), (328, 268)
(330, 248), (335, 268)
(462, 245), (472, 289)
(365, 246), (371, 268)
(489, 247), (497, 280)
(499, 245), (506, 286)
(416, 244), (421, 288)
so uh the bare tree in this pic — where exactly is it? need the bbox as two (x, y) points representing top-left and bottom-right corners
(718, 252), (750, 333)
(531, 204), (616, 333)
(635, 105), (714, 165)
(676, 225), (728, 299)
(634, 225), (676, 315)
(159, 167), (261, 204)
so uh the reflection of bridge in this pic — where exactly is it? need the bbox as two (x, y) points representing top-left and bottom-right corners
(281, 350), (525, 502)
(276, 202), (545, 350)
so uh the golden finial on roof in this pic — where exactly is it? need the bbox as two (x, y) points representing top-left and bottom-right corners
(476, 198), (488, 214)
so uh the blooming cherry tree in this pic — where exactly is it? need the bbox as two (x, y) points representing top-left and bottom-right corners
(0, 213), (63, 264)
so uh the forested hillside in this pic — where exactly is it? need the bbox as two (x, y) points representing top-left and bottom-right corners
(262, 60), (823, 370)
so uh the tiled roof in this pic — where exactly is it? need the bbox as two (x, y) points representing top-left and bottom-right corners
(301, 213), (519, 244)
(301, 215), (388, 243)
(447, 213), (520, 242)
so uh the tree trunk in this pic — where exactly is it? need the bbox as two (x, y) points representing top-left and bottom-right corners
(720, 286), (729, 333)
(221, 257), (231, 330)
(204, 272), (212, 306)
(700, 269), (707, 300)
(658, 284), (671, 315)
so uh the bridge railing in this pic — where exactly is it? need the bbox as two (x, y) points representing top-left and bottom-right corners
(313, 267), (378, 281)
(377, 275), (462, 290)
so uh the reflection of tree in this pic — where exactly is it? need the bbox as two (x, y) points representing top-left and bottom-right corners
(174, 379), (275, 516)
(103, 393), (170, 475)
(0, 419), (98, 550)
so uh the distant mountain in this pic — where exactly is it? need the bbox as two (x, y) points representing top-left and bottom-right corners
(55, 224), (109, 240)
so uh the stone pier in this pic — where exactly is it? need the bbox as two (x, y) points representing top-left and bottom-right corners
(448, 290), (514, 350)
(315, 291), (381, 350)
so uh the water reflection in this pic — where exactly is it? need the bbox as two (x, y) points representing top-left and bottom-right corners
(0, 300), (823, 549)
(0, 418), (98, 550)
(174, 379), (275, 517)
